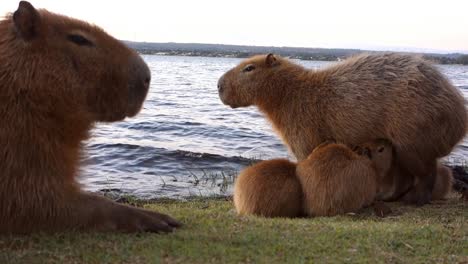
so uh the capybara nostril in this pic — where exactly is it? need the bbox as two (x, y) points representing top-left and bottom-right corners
(218, 83), (224, 93)
(144, 76), (151, 87)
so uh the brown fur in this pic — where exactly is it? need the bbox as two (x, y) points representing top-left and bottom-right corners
(296, 140), (392, 216)
(233, 159), (303, 217)
(379, 163), (453, 201)
(357, 141), (454, 201)
(0, 1), (180, 234)
(432, 164), (453, 200)
(218, 53), (467, 205)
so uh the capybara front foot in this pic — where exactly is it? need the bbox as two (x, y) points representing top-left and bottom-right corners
(81, 194), (181, 233)
(372, 201), (392, 218)
(115, 206), (181, 233)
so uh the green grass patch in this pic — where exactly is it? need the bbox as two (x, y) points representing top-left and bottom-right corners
(1, 195), (466, 263)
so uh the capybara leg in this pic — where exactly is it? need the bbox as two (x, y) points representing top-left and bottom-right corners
(401, 158), (436, 206)
(76, 193), (181, 233)
(431, 164), (454, 200)
(382, 164), (414, 202)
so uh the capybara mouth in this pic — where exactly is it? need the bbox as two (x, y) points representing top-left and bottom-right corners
(218, 93), (238, 109)
(218, 88), (240, 109)
(126, 85), (149, 117)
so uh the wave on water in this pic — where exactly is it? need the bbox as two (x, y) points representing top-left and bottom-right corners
(80, 141), (258, 199)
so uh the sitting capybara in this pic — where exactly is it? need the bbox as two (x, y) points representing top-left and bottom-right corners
(218, 53), (467, 205)
(0, 1), (180, 234)
(296, 140), (392, 216)
(234, 159), (303, 217)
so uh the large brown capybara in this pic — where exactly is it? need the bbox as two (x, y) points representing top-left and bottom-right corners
(233, 159), (303, 218)
(218, 53), (467, 205)
(296, 140), (392, 216)
(0, 1), (180, 234)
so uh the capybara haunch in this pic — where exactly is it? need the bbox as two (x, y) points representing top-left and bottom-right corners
(0, 1), (180, 234)
(234, 159), (303, 217)
(218, 53), (467, 205)
(296, 140), (392, 216)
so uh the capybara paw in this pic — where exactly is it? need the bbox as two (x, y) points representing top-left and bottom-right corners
(372, 201), (392, 217)
(108, 206), (182, 233)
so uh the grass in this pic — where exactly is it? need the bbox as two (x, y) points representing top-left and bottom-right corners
(0, 195), (466, 264)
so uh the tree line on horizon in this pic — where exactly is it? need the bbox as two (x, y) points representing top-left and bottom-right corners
(124, 41), (468, 65)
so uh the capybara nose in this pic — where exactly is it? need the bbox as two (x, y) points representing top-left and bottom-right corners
(127, 55), (151, 117)
(218, 75), (225, 94)
(144, 76), (150, 88)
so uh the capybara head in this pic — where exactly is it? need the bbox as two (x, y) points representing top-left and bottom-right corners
(218, 54), (299, 108)
(1, 1), (150, 122)
(357, 139), (393, 179)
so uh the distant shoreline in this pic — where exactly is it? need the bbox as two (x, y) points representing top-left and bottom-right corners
(125, 41), (468, 65)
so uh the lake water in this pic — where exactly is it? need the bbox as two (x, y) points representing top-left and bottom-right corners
(80, 55), (468, 199)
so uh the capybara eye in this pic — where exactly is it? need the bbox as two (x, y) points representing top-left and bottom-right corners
(67, 34), (94, 47)
(378, 146), (385, 153)
(242, 65), (255, 72)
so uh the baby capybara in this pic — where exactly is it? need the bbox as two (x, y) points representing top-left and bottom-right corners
(357, 141), (454, 201)
(234, 159), (303, 218)
(296, 140), (392, 216)
(0, 1), (180, 234)
(218, 53), (467, 205)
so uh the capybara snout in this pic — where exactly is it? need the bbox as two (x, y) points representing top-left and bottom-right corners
(218, 72), (238, 107)
(85, 50), (151, 122)
(217, 74), (225, 94)
(218, 54), (280, 108)
(126, 54), (151, 117)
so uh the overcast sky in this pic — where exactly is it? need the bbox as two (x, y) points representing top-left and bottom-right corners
(1, 0), (467, 53)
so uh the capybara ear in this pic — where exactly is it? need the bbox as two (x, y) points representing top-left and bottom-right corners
(13, 1), (40, 41)
(265, 53), (279, 67)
